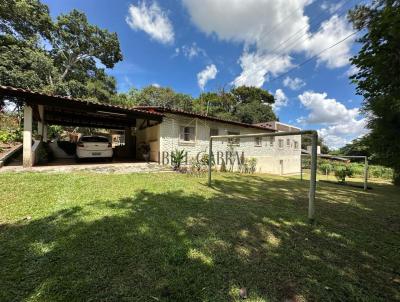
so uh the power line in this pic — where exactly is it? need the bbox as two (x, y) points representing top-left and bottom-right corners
(259, 0), (363, 72)
(269, 29), (362, 83)
(267, 0), (354, 54)
(260, 0), (322, 43)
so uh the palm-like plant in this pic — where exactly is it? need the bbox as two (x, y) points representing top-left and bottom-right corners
(171, 149), (186, 170)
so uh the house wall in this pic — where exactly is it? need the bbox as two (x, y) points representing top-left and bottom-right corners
(136, 120), (160, 162)
(159, 114), (301, 175)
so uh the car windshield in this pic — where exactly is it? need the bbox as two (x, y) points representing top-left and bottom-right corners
(80, 136), (109, 143)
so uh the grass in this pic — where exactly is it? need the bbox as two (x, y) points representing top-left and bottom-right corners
(0, 172), (399, 302)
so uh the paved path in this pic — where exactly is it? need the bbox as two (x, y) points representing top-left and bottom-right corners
(0, 159), (172, 174)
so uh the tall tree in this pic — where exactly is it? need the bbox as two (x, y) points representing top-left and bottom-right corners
(0, 0), (52, 42)
(193, 86), (276, 124)
(134, 86), (194, 110)
(0, 0), (123, 108)
(0, 0), (55, 108)
(337, 136), (371, 158)
(349, 0), (400, 185)
(51, 9), (122, 84)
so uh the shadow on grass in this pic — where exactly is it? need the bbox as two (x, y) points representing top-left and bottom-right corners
(1, 175), (399, 301)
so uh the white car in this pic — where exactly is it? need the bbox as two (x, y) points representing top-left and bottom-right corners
(76, 135), (113, 161)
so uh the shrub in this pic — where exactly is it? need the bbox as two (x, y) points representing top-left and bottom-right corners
(219, 159), (227, 172)
(171, 149), (186, 171)
(348, 163), (364, 177)
(199, 153), (215, 167)
(319, 162), (333, 175)
(334, 165), (353, 183)
(238, 157), (257, 174)
(188, 157), (205, 177)
(48, 125), (64, 139)
(0, 129), (22, 144)
(247, 157), (257, 173)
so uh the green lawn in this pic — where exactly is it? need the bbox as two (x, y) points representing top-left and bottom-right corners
(0, 172), (399, 301)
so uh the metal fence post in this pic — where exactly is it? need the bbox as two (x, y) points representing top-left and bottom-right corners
(208, 138), (213, 186)
(309, 132), (317, 223)
(364, 156), (368, 191)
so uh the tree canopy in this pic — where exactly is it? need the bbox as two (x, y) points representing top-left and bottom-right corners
(193, 86), (276, 124)
(0, 0), (122, 108)
(349, 0), (400, 184)
(0, 1), (278, 127)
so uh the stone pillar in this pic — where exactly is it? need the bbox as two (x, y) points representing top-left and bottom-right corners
(23, 105), (33, 167)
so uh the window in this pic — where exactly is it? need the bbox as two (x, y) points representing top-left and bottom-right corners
(227, 131), (240, 145)
(179, 126), (195, 142)
(294, 141), (299, 149)
(80, 136), (109, 143)
(210, 128), (219, 137)
(269, 137), (274, 147)
(278, 139), (284, 149)
(255, 137), (262, 147)
(286, 139), (291, 147)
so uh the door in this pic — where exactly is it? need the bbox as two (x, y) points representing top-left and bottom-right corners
(280, 160), (284, 175)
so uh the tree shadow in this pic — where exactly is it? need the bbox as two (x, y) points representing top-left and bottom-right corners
(1, 176), (399, 301)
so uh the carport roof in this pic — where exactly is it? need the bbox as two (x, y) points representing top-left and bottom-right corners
(0, 85), (163, 129)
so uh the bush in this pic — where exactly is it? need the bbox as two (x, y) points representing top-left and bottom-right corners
(369, 165), (393, 180)
(219, 159), (227, 172)
(48, 125), (64, 139)
(334, 165), (353, 183)
(171, 149), (186, 171)
(348, 163), (364, 177)
(199, 153), (215, 167)
(239, 157), (257, 174)
(319, 162), (333, 175)
(188, 157), (206, 177)
(0, 129), (22, 144)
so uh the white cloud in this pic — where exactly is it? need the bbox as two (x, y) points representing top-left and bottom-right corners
(273, 89), (288, 111)
(126, 1), (174, 44)
(297, 91), (368, 149)
(298, 91), (358, 124)
(151, 83), (160, 87)
(320, 0), (346, 13)
(283, 76), (306, 90)
(182, 42), (207, 59)
(197, 64), (218, 90)
(174, 42), (207, 60)
(301, 15), (354, 68)
(182, 0), (356, 83)
(232, 52), (293, 87)
(318, 118), (368, 149)
(346, 65), (360, 77)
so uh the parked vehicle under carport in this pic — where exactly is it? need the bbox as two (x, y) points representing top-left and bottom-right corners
(76, 136), (113, 162)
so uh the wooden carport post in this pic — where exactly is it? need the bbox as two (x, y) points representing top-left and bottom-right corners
(23, 105), (33, 167)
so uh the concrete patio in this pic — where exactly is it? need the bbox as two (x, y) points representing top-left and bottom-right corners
(0, 158), (171, 174)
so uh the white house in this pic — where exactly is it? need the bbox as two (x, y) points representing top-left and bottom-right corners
(0, 85), (301, 174)
(135, 107), (301, 175)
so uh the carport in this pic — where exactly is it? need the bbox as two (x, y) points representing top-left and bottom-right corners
(0, 86), (163, 167)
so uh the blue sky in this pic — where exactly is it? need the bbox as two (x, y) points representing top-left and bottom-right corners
(42, 0), (369, 149)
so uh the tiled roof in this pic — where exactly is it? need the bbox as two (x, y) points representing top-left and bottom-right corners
(134, 106), (276, 131)
(0, 85), (164, 117)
